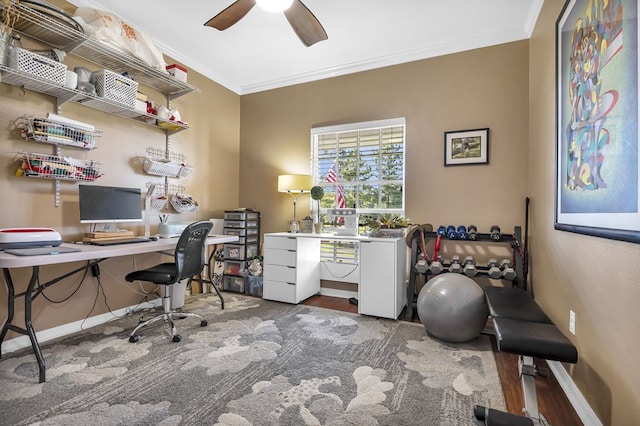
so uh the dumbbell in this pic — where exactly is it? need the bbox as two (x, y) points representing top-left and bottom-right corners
(463, 256), (477, 277)
(467, 225), (478, 240)
(457, 225), (467, 239)
(500, 259), (517, 281)
(448, 255), (463, 273)
(437, 225), (446, 236)
(415, 253), (429, 274)
(487, 258), (503, 279)
(429, 255), (444, 275)
(490, 225), (502, 241)
(446, 225), (457, 239)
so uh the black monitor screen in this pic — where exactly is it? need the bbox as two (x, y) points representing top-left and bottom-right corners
(79, 185), (142, 224)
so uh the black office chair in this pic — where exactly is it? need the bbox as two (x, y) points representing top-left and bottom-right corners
(125, 220), (213, 343)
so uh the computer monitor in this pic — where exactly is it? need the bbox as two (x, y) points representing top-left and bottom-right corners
(79, 184), (142, 231)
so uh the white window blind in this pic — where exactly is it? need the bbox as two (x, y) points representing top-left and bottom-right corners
(311, 118), (406, 263)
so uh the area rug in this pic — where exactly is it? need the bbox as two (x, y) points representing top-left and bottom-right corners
(0, 294), (505, 425)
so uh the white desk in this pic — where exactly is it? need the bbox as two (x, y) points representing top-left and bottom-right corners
(263, 233), (406, 319)
(0, 234), (237, 383)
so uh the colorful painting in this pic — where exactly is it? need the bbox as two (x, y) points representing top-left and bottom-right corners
(555, 0), (640, 243)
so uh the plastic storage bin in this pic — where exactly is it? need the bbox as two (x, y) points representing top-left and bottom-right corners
(92, 69), (138, 108)
(223, 275), (246, 293)
(223, 260), (247, 276)
(9, 47), (66, 86)
(224, 210), (260, 221)
(247, 276), (263, 297)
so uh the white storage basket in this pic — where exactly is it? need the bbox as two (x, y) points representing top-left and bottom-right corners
(9, 48), (67, 86)
(171, 193), (199, 212)
(92, 69), (138, 108)
(143, 157), (182, 177)
(150, 196), (169, 211)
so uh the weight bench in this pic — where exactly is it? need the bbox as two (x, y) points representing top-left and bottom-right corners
(474, 286), (578, 426)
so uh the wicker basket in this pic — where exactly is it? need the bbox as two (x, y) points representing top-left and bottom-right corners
(9, 48), (66, 86)
(92, 69), (138, 108)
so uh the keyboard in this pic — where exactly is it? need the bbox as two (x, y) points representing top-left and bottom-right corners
(90, 237), (153, 246)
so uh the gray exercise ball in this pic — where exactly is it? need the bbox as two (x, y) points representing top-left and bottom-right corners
(417, 273), (489, 343)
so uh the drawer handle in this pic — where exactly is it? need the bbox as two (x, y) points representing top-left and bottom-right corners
(287, 266), (295, 269)
(286, 282), (295, 286)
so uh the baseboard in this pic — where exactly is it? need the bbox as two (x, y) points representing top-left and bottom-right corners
(547, 360), (602, 426)
(1, 298), (162, 355)
(319, 288), (358, 299)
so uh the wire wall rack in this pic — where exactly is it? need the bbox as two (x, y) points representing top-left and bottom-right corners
(143, 147), (193, 178)
(17, 152), (102, 181)
(16, 115), (102, 150)
(145, 182), (185, 211)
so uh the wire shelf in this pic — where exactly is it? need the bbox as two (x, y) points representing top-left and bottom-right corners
(17, 115), (101, 150)
(3, 0), (199, 97)
(17, 152), (102, 181)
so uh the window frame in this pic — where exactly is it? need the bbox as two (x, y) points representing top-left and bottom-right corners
(310, 117), (406, 219)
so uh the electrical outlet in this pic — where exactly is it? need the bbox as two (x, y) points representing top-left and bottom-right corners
(569, 310), (576, 335)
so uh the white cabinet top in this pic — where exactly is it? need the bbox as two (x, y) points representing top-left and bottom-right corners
(265, 232), (403, 242)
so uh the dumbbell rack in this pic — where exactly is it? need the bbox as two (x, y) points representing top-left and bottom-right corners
(405, 226), (527, 321)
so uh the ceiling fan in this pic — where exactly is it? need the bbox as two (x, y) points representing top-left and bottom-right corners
(204, 0), (328, 47)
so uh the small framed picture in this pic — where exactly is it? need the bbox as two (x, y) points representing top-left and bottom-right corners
(444, 128), (489, 166)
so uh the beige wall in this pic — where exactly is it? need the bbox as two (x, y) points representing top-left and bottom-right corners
(0, 40), (241, 334)
(240, 41), (530, 236)
(529, 1), (640, 424)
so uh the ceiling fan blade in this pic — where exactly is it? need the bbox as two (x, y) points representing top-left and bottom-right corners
(204, 0), (256, 30)
(284, 0), (328, 47)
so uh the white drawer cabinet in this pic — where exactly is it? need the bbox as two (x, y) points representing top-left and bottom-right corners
(263, 235), (321, 303)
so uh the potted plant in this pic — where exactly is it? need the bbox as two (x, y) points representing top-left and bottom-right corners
(362, 214), (412, 237)
(310, 185), (324, 233)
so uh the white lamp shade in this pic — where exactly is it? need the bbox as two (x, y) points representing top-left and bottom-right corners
(278, 174), (312, 193)
(256, 0), (293, 12)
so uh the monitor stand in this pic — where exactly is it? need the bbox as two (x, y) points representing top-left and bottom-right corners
(86, 224), (134, 239)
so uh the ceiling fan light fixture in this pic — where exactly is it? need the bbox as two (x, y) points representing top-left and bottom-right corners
(256, 0), (293, 13)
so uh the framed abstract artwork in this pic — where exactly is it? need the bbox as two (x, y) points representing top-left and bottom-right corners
(444, 128), (489, 166)
(555, 0), (640, 244)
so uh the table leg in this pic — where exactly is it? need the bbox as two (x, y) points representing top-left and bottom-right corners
(1, 266), (47, 382)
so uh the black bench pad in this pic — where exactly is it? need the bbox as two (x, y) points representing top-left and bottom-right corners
(493, 317), (578, 363)
(473, 405), (534, 426)
(485, 286), (551, 323)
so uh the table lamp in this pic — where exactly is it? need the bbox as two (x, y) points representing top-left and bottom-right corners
(278, 174), (312, 232)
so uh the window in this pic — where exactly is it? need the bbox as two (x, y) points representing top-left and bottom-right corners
(311, 118), (406, 265)
(311, 117), (406, 219)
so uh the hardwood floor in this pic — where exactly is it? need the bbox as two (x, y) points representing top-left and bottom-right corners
(303, 294), (583, 426)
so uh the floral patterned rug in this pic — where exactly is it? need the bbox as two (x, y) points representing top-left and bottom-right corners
(0, 294), (505, 425)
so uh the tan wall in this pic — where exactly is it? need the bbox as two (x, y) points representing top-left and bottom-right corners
(240, 41), (530, 239)
(0, 37), (241, 335)
(529, 1), (640, 424)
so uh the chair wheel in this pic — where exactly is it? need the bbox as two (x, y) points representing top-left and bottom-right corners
(129, 335), (139, 343)
(200, 320), (208, 327)
(172, 334), (182, 342)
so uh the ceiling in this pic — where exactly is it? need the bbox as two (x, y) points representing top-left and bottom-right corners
(67, 0), (543, 95)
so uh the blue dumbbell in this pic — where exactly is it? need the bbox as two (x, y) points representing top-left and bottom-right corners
(457, 225), (467, 239)
(437, 225), (446, 236)
(446, 225), (457, 239)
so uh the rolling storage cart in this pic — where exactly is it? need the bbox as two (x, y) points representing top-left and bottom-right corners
(222, 209), (260, 293)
